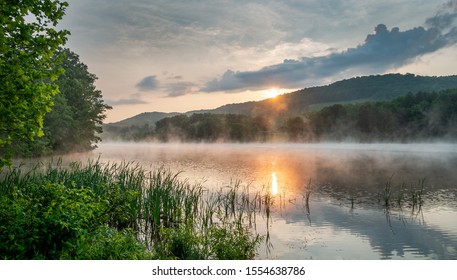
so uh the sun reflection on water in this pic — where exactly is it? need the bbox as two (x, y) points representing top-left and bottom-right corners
(271, 172), (278, 195)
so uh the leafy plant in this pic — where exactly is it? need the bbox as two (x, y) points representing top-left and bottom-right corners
(0, 1), (69, 169)
(0, 182), (149, 259)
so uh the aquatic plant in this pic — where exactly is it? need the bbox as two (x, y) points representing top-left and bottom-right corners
(301, 180), (313, 225)
(376, 177), (427, 213)
(382, 179), (393, 208)
(409, 179), (425, 212)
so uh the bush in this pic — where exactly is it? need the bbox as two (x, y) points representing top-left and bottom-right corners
(0, 182), (151, 260)
(208, 224), (262, 260)
(154, 224), (262, 260)
(61, 226), (153, 260)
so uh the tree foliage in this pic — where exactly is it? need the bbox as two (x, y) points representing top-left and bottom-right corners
(302, 89), (457, 142)
(10, 49), (112, 156)
(47, 49), (112, 152)
(154, 113), (270, 142)
(0, 0), (69, 167)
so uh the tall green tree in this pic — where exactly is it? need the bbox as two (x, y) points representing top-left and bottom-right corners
(46, 49), (112, 152)
(0, 0), (69, 168)
(12, 49), (112, 155)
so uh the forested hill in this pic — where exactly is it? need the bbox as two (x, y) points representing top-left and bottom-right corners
(199, 73), (457, 116)
(106, 73), (457, 132)
(107, 89), (457, 143)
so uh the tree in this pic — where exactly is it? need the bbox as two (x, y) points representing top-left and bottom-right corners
(9, 49), (112, 155)
(46, 49), (112, 152)
(0, 0), (69, 168)
(285, 116), (306, 141)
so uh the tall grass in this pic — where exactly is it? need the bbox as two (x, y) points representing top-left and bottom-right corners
(0, 159), (271, 260)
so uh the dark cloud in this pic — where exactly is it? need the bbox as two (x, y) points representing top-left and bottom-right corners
(165, 82), (197, 97)
(426, 0), (457, 30)
(134, 74), (196, 97)
(136, 75), (159, 91)
(203, 3), (457, 92)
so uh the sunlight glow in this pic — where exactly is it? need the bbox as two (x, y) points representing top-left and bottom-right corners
(264, 88), (281, 99)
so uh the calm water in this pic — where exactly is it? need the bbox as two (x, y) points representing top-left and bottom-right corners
(76, 143), (457, 259)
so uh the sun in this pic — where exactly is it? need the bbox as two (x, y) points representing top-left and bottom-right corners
(264, 88), (281, 98)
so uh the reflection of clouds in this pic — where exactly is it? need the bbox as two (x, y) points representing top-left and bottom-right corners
(272, 197), (457, 259)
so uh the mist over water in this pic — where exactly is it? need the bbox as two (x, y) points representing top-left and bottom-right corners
(91, 142), (457, 193)
(72, 142), (457, 259)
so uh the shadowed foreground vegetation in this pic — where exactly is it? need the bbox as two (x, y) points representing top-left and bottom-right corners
(0, 160), (270, 260)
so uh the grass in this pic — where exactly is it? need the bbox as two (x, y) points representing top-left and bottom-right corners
(0, 159), (272, 260)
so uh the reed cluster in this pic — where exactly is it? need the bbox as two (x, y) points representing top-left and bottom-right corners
(0, 159), (271, 260)
(379, 178), (426, 211)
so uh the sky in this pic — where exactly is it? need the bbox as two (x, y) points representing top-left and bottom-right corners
(59, 0), (457, 123)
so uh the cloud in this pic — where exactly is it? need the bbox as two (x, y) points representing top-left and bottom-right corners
(106, 98), (149, 106)
(203, 2), (457, 92)
(105, 93), (149, 105)
(165, 81), (198, 97)
(136, 75), (159, 91)
(132, 74), (198, 98)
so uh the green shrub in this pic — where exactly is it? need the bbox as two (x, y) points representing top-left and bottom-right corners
(208, 224), (262, 260)
(0, 182), (150, 259)
(61, 226), (153, 260)
(155, 226), (207, 260)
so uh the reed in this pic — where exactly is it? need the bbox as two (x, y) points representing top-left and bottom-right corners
(0, 159), (269, 260)
(409, 179), (425, 210)
(383, 180), (393, 208)
(376, 177), (427, 212)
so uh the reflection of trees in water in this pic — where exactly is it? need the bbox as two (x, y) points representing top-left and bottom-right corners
(272, 189), (457, 259)
(312, 152), (457, 194)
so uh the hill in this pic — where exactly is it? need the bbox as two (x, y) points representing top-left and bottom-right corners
(198, 73), (457, 116)
(106, 111), (180, 127)
(103, 111), (180, 141)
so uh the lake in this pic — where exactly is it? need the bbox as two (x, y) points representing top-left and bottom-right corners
(71, 142), (457, 259)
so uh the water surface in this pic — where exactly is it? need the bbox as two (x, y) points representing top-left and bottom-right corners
(82, 143), (457, 259)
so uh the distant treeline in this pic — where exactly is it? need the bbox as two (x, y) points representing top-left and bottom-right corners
(105, 114), (270, 142)
(298, 88), (457, 142)
(105, 89), (457, 143)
